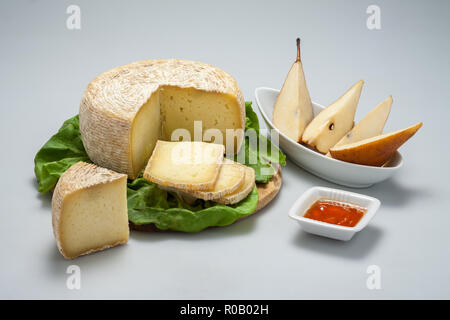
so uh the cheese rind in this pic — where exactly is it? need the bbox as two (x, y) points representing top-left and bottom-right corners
(143, 141), (224, 191)
(180, 159), (245, 200)
(216, 165), (256, 205)
(80, 59), (245, 179)
(52, 162), (129, 259)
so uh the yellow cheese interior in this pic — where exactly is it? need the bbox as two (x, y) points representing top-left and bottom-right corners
(208, 161), (244, 193)
(217, 165), (255, 204)
(130, 86), (242, 178)
(59, 178), (129, 258)
(131, 92), (161, 179)
(159, 86), (241, 144)
(144, 141), (223, 191)
(186, 159), (244, 200)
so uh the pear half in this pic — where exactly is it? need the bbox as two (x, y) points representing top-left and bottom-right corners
(301, 80), (364, 154)
(273, 38), (314, 142)
(329, 122), (422, 167)
(326, 96), (393, 156)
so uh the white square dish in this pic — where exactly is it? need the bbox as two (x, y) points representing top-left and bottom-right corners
(255, 87), (403, 188)
(288, 186), (381, 241)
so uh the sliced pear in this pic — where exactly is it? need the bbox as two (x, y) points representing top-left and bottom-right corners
(329, 122), (422, 166)
(326, 96), (393, 156)
(301, 80), (364, 154)
(273, 38), (314, 142)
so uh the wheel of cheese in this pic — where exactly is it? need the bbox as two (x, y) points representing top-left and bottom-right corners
(80, 59), (245, 179)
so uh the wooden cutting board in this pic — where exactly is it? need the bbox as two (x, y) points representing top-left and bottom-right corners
(254, 164), (282, 212)
(130, 165), (282, 232)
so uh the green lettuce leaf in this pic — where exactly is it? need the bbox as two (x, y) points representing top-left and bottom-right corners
(127, 178), (258, 232)
(245, 101), (260, 132)
(34, 115), (91, 194)
(235, 102), (286, 183)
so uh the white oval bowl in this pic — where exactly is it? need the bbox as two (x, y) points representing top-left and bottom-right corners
(255, 87), (403, 188)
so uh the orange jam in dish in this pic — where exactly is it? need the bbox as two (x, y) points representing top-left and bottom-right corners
(304, 199), (366, 227)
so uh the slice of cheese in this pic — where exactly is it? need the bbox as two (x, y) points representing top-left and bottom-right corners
(52, 162), (129, 259)
(181, 158), (245, 200)
(80, 59), (245, 179)
(143, 141), (224, 191)
(216, 165), (255, 205)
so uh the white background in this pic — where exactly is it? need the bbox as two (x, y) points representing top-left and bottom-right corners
(1, 0), (449, 299)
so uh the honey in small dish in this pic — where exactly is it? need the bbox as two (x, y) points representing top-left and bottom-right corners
(304, 199), (366, 227)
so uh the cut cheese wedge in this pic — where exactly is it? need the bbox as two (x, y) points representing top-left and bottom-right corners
(329, 122), (422, 166)
(183, 159), (245, 200)
(143, 141), (224, 191)
(80, 59), (245, 179)
(52, 162), (129, 259)
(216, 165), (256, 205)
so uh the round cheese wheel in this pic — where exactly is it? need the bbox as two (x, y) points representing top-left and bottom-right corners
(80, 59), (245, 179)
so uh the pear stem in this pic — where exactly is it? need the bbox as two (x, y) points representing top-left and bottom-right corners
(296, 38), (301, 62)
